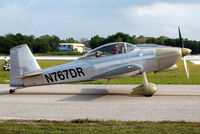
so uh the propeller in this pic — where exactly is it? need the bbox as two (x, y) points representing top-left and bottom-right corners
(178, 26), (184, 48)
(178, 26), (191, 79)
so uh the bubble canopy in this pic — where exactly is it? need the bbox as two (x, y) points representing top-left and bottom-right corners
(80, 42), (137, 59)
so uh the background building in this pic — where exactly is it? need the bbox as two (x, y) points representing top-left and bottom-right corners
(58, 43), (85, 53)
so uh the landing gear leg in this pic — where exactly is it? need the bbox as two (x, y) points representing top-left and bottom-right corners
(131, 72), (157, 97)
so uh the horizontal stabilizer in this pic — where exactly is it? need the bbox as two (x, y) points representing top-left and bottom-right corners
(14, 72), (42, 79)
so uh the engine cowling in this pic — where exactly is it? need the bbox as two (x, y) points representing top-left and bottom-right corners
(157, 64), (178, 73)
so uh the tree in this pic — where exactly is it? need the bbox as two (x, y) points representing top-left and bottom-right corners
(184, 39), (199, 54)
(38, 35), (60, 52)
(66, 38), (79, 43)
(24, 35), (35, 51)
(164, 38), (176, 47)
(103, 32), (137, 44)
(157, 36), (168, 45)
(80, 38), (90, 47)
(32, 39), (50, 53)
(0, 36), (10, 54)
(137, 35), (146, 44)
(0, 32), (199, 54)
(89, 35), (105, 49)
(48, 35), (60, 52)
(146, 37), (157, 44)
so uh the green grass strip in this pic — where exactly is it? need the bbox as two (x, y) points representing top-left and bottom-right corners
(0, 60), (200, 84)
(0, 119), (199, 134)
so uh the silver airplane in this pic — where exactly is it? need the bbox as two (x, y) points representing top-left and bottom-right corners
(9, 28), (191, 96)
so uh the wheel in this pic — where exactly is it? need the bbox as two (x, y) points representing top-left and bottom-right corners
(144, 95), (153, 97)
(9, 89), (15, 94)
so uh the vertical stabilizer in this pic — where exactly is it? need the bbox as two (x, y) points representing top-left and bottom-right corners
(10, 44), (41, 87)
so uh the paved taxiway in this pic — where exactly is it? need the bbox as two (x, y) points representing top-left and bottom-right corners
(0, 84), (200, 122)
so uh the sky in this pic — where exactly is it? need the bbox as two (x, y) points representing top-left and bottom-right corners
(0, 0), (200, 41)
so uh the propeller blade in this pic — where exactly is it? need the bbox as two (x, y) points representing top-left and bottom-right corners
(178, 26), (184, 48)
(183, 57), (189, 79)
(179, 27), (190, 79)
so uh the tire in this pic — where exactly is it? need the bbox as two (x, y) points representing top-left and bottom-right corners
(144, 95), (153, 97)
(9, 89), (15, 94)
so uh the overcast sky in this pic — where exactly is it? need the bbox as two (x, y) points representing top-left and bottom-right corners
(0, 0), (200, 41)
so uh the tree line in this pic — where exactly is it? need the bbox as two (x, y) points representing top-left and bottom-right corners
(0, 32), (199, 54)
(90, 32), (200, 54)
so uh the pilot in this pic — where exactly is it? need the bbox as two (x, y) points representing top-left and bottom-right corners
(95, 51), (102, 57)
(4, 56), (8, 66)
(113, 44), (120, 55)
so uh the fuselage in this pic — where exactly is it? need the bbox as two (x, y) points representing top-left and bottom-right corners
(23, 42), (184, 87)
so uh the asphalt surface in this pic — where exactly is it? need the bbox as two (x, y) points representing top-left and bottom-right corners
(0, 84), (200, 122)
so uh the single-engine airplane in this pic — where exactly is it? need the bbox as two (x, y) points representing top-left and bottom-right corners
(9, 28), (191, 96)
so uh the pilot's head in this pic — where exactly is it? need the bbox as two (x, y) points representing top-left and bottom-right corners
(115, 44), (119, 48)
(96, 51), (102, 57)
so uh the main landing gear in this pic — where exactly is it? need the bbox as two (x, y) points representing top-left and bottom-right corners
(131, 72), (157, 97)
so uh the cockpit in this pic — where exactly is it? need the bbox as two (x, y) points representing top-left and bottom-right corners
(80, 42), (137, 59)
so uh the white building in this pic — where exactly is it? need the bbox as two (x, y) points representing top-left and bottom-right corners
(59, 43), (85, 53)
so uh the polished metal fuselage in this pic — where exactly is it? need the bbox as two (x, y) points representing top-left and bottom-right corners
(23, 47), (182, 87)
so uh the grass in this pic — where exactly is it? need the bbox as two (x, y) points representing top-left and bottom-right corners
(33, 51), (86, 56)
(38, 60), (72, 69)
(0, 60), (200, 84)
(1, 51), (86, 56)
(0, 119), (199, 134)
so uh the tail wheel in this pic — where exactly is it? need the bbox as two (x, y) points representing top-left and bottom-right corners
(9, 89), (15, 94)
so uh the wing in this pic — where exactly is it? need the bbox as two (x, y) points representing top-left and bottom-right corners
(92, 64), (143, 80)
